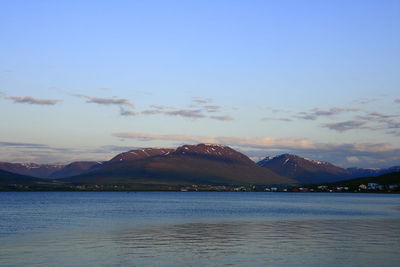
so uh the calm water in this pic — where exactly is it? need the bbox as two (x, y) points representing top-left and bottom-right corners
(0, 192), (399, 266)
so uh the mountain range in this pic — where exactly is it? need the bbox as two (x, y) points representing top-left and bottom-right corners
(63, 144), (293, 186)
(1, 144), (399, 188)
(257, 154), (400, 184)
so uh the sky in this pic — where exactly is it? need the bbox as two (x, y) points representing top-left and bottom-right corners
(1, 0), (399, 168)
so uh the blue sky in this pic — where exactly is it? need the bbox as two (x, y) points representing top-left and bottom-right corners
(1, 0), (399, 167)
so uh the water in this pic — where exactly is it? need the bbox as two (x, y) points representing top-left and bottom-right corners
(0, 192), (399, 266)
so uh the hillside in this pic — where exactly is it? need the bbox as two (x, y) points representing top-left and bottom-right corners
(0, 162), (64, 178)
(0, 169), (45, 185)
(320, 171), (400, 190)
(49, 161), (102, 179)
(257, 154), (349, 184)
(64, 144), (295, 186)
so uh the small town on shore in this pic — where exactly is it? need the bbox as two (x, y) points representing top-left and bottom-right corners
(5, 181), (399, 193)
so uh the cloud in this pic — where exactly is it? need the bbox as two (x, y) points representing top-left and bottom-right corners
(262, 107), (291, 113)
(313, 107), (358, 116)
(0, 142), (140, 164)
(142, 106), (233, 120)
(141, 109), (162, 115)
(2, 69), (14, 73)
(120, 108), (138, 116)
(111, 131), (399, 156)
(204, 105), (221, 113)
(3, 95), (61, 105)
(353, 98), (380, 105)
(140, 108), (206, 119)
(72, 93), (134, 107)
(296, 107), (359, 120)
(112, 132), (318, 150)
(140, 97), (233, 120)
(366, 112), (398, 120)
(164, 109), (205, 119)
(149, 105), (173, 110)
(395, 98), (400, 103)
(295, 113), (318, 120)
(355, 112), (400, 135)
(346, 156), (360, 163)
(112, 131), (400, 168)
(261, 117), (292, 122)
(192, 97), (212, 105)
(386, 120), (400, 129)
(0, 141), (51, 149)
(113, 132), (218, 143)
(323, 120), (368, 132)
(209, 115), (234, 121)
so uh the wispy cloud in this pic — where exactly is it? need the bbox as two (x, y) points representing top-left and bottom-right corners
(262, 107), (291, 114)
(204, 105), (221, 113)
(111, 132), (397, 154)
(164, 109), (205, 119)
(386, 120), (400, 129)
(149, 105), (173, 110)
(139, 97), (234, 120)
(119, 108), (138, 116)
(141, 108), (206, 119)
(0, 141), (51, 149)
(366, 112), (398, 120)
(72, 93), (134, 107)
(261, 117), (292, 122)
(354, 112), (400, 135)
(296, 107), (359, 120)
(323, 120), (368, 132)
(6, 96), (61, 105)
(112, 132), (318, 150)
(346, 156), (360, 163)
(353, 97), (380, 105)
(113, 132), (217, 143)
(295, 112), (318, 120)
(209, 115), (234, 121)
(192, 97), (212, 105)
(395, 98), (400, 103)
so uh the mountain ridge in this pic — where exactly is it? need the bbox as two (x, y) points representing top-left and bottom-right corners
(63, 144), (294, 186)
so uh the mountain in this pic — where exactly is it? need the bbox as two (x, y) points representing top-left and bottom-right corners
(49, 161), (103, 179)
(257, 154), (350, 184)
(64, 144), (295, 186)
(0, 169), (45, 185)
(0, 162), (64, 179)
(347, 166), (400, 178)
(109, 148), (175, 163)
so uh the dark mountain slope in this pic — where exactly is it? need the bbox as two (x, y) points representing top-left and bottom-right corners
(319, 171), (400, 190)
(0, 162), (63, 178)
(347, 166), (400, 178)
(49, 161), (102, 179)
(0, 169), (50, 186)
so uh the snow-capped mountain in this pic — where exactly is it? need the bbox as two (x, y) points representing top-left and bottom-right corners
(257, 154), (350, 184)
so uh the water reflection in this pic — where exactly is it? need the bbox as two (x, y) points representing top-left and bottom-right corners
(91, 219), (400, 267)
(1, 192), (400, 266)
(1, 219), (400, 266)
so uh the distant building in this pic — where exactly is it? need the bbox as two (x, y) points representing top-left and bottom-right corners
(358, 184), (367, 190)
(367, 183), (381, 190)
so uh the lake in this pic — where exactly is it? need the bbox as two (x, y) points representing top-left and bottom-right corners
(0, 192), (399, 266)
